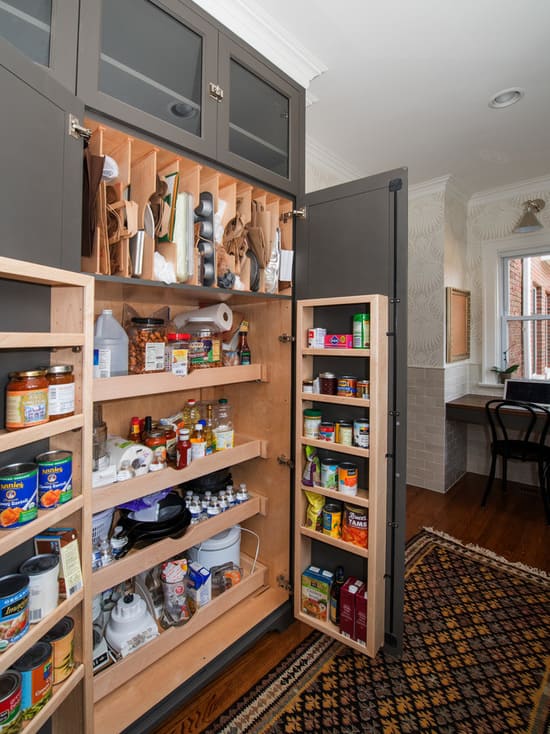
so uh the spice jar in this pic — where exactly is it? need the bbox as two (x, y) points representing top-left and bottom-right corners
(128, 318), (166, 374)
(6, 370), (49, 430)
(45, 365), (75, 420)
(188, 327), (221, 370)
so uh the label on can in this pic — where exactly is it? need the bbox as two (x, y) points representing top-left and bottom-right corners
(0, 671), (21, 730)
(0, 575), (29, 649)
(353, 420), (370, 449)
(338, 463), (358, 496)
(36, 451), (72, 509)
(318, 422), (335, 442)
(0, 464), (38, 529)
(42, 616), (75, 685)
(337, 376), (357, 397)
(322, 503), (342, 538)
(357, 380), (370, 399)
(320, 459), (338, 489)
(342, 504), (368, 547)
(13, 641), (53, 717)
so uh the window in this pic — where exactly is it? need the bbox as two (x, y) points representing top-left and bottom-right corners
(500, 253), (550, 379)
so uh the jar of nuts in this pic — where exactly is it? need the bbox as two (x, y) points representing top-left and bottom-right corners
(128, 317), (166, 374)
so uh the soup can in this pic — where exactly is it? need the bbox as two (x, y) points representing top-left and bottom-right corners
(357, 380), (370, 399)
(319, 422), (335, 442)
(0, 671), (22, 732)
(36, 451), (72, 509)
(337, 376), (357, 397)
(338, 462), (358, 496)
(12, 641), (52, 719)
(342, 504), (368, 548)
(335, 421), (353, 446)
(19, 555), (59, 624)
(353, 420), (370, 449)
(42, 616), (75, 684)
(322, 502), (342, 538)
(320, 458), (339, 489)
(0, 575), (29, 650)
(0, 463), (38, 529)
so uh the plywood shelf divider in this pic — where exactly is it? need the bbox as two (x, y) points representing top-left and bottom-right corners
(0, 497), (84, 557)
(0, 590), (84, 673)
(300, 392), (370, 408)
(302, 347), (370, 357)
(294, 612), (372, 656)
(93, 555), (267, 703)
(0, 332), (85, 349)
(92, 438), (262, 513)
(92, 496), (263, 594)
(300, 437), (369, 459)
(93, 364), (263, 401)
(299, 525), (369, 558)
(301, 483), (369, 508)
(0, 415), (84, 452)
(21, 664), (86, 734)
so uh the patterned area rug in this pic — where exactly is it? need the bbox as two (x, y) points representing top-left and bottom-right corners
(205, 529), (550, 734)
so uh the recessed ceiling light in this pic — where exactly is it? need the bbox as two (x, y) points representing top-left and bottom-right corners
(488, 88), (524, 109)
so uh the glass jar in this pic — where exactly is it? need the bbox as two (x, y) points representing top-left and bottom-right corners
(319, 372), (337, 395)
(128, 317), (166, 374)
(145, 430), (167, 469)
(303, 409), (322, 439)
(46, 365), (75, 420)
(188, 327), (221, 370)
(6, 370), (49, 430)
(164, 332), (190, 376)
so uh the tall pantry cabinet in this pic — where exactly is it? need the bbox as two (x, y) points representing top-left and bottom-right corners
(0, 1), (407, 732)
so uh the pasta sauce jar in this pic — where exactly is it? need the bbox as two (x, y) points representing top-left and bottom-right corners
(6, 371), (49, 430)
(45, 365), (75, 420)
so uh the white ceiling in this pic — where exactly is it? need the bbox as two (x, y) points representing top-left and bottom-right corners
(198, 0), (550, 196)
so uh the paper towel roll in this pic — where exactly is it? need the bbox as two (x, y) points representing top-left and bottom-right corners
(174, 303), (233, 332)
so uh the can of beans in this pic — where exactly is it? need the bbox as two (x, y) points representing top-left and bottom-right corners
(319, 422), (335, 442)
(322, 502), (342, 538)
(0, 671), (22, 732)
(0, 463), (38, 529)
(357, 380), (370, 399)
(338, 462), (358, 496)
(0, 575), (29, 650)
(42, 616), (75, 684)
(337, 376), (357, 397)
(320, 458), (339, 489)
(36, 451), (72, 509)
(342, 504), (368, 548)
(353, 420), (369, 449)
(335, 421), (353, 446)
(12, 641), (52, 719)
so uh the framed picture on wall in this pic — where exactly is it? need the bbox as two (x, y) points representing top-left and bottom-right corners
(446, 287), (471, 362)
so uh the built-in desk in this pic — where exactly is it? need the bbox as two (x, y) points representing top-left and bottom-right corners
(446, 394), (500, 425)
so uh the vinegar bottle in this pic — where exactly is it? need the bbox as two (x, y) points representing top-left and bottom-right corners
(330, 565), (345, 625)
(238, 322), (251, 365)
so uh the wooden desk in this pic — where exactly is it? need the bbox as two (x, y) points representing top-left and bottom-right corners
(445, 394), (500, 425)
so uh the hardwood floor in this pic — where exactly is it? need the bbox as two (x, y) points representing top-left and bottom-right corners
(153, 472), (550, 734)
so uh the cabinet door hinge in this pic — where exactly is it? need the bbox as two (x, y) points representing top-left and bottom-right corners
(277, 574), (293, 593)
(279, 333), (295, 343)
(208, 82), (224, 101)
(68, 114), (92, 141)
(389, 178), (403, 192)
(280, 207), (306, 223)
(277, 455), (294, 469)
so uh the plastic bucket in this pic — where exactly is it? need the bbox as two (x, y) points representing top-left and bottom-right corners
(92, 508), (115, 545)
(189, 525), (241, 570)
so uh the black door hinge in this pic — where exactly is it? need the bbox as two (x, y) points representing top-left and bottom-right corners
(389, 178), (403, 192)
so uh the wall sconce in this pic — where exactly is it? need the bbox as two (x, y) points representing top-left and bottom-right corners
(513, 199), (545, 234)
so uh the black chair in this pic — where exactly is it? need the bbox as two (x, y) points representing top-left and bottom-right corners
(482, 399), (550, 523)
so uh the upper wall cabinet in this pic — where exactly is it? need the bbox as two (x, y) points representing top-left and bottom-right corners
(0, 0), (79, 90)
(77, 0), (303, 194)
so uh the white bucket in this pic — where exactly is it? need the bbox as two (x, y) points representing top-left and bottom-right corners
(19, 554), (59, 623)
(189, 525), (241, 570)
(92, 508), (115, 545)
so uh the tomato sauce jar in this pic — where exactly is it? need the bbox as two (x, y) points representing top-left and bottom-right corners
(5, 371), (49, 430)
(45, 365), (75, 420)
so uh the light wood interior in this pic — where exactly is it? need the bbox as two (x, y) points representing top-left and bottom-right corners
(294, 295), (388, 657)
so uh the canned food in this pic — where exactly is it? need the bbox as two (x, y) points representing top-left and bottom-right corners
(42, 616), (75, 684)
(19, 555), (59, 624)
(36, 451), (72, 509)
(320, 458), (339, 489)
(303, 409), (322, 439)
(5, 371), (48, 431)
(0, 574), (29, 650)
(0, 463), (38, 529)
(307, 328), (326, 348)
(319, 421), (335, 442)
(337, 376), (357, 397)
(335, 421), (353, 446)
(302, 380), (314, 393)
(322, 502), (342, 538)
(0, 671), (22, 732)
(319, 372), (337, 395)
(338, 462), (358, 496)
(12, 641), (52, 719)
(352, 313), (370, 349)
(342, 504), (368, 548)
(353, 420), (370, 449)
(357, 380), (370, 399)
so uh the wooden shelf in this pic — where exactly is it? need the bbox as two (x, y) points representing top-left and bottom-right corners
(0, 415), (84, 452)
(300, 392), (370, 407)
(302, 347), (370, 357)
(0, 332), (85, 349)
(294, 611), (372, 656)
(92, 494), (266, 594)
(299, 525), (369, 558)
(299, 436), (369, 459)
(0, 590), (84, 673)
(20, 664), (85, 734)
(93, 554), (267, 702)
(301, 483), (369, 508)
(92, 437), (263, 513)
(93, 364), (264, 402)
(0, 497), (84, 556)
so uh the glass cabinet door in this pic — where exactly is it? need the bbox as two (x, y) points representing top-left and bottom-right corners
(217, 36), (304, 195)
(78, 0), (218, 157)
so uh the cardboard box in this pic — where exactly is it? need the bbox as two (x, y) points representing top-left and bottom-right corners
(355, 586), (368, 646)
(339, 577), (364, 639)
(301, 565), (333, 622)
(324, 334), (353, 348)
(186, 561), (211, 613)
(34, 527), (83, 597)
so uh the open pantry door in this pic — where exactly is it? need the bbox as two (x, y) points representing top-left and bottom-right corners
(294, 168), (408, 655)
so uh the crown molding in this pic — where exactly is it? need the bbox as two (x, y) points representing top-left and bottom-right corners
(469, 174), (550, 207)
(192, 0), (327, 89)
(409, 175), (451, 200)
(306, 135), (365, 183)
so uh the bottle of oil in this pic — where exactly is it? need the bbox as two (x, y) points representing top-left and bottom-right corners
(237, 321), (251, 365)
(190, 423), (206, 460)
(329, 565), (345, 625)
(204, 404), (216, 454)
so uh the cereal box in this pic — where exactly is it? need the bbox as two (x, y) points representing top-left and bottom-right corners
(301, 565), (333, 622)
(339, 577), (364, 639)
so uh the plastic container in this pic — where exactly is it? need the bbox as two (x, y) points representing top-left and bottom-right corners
(94, 309), (129, 378)
(128, 318), (166, 374)
(189, 525), (241, 570)
(214, 398), (234, 450)
(92, 508), (115, 545)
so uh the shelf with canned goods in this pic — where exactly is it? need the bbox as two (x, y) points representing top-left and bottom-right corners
(301, 347), (370, 358)
(300, 483), (370, 509)
(92, 490), (267, 596)
(299, 392), (370, 408)
(299, 437), (369, 460)
(299, 525), (369, 559)
(19, 663), (87, 734)
(92, 553), (267, 707)
(92, 436), (265, 514)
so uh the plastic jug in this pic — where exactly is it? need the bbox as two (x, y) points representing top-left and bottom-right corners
(94, 309), (128, 377)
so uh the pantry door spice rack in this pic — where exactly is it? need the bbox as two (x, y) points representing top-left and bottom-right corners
(294, 294), (388, 656)
(0, 256), (94, 734)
